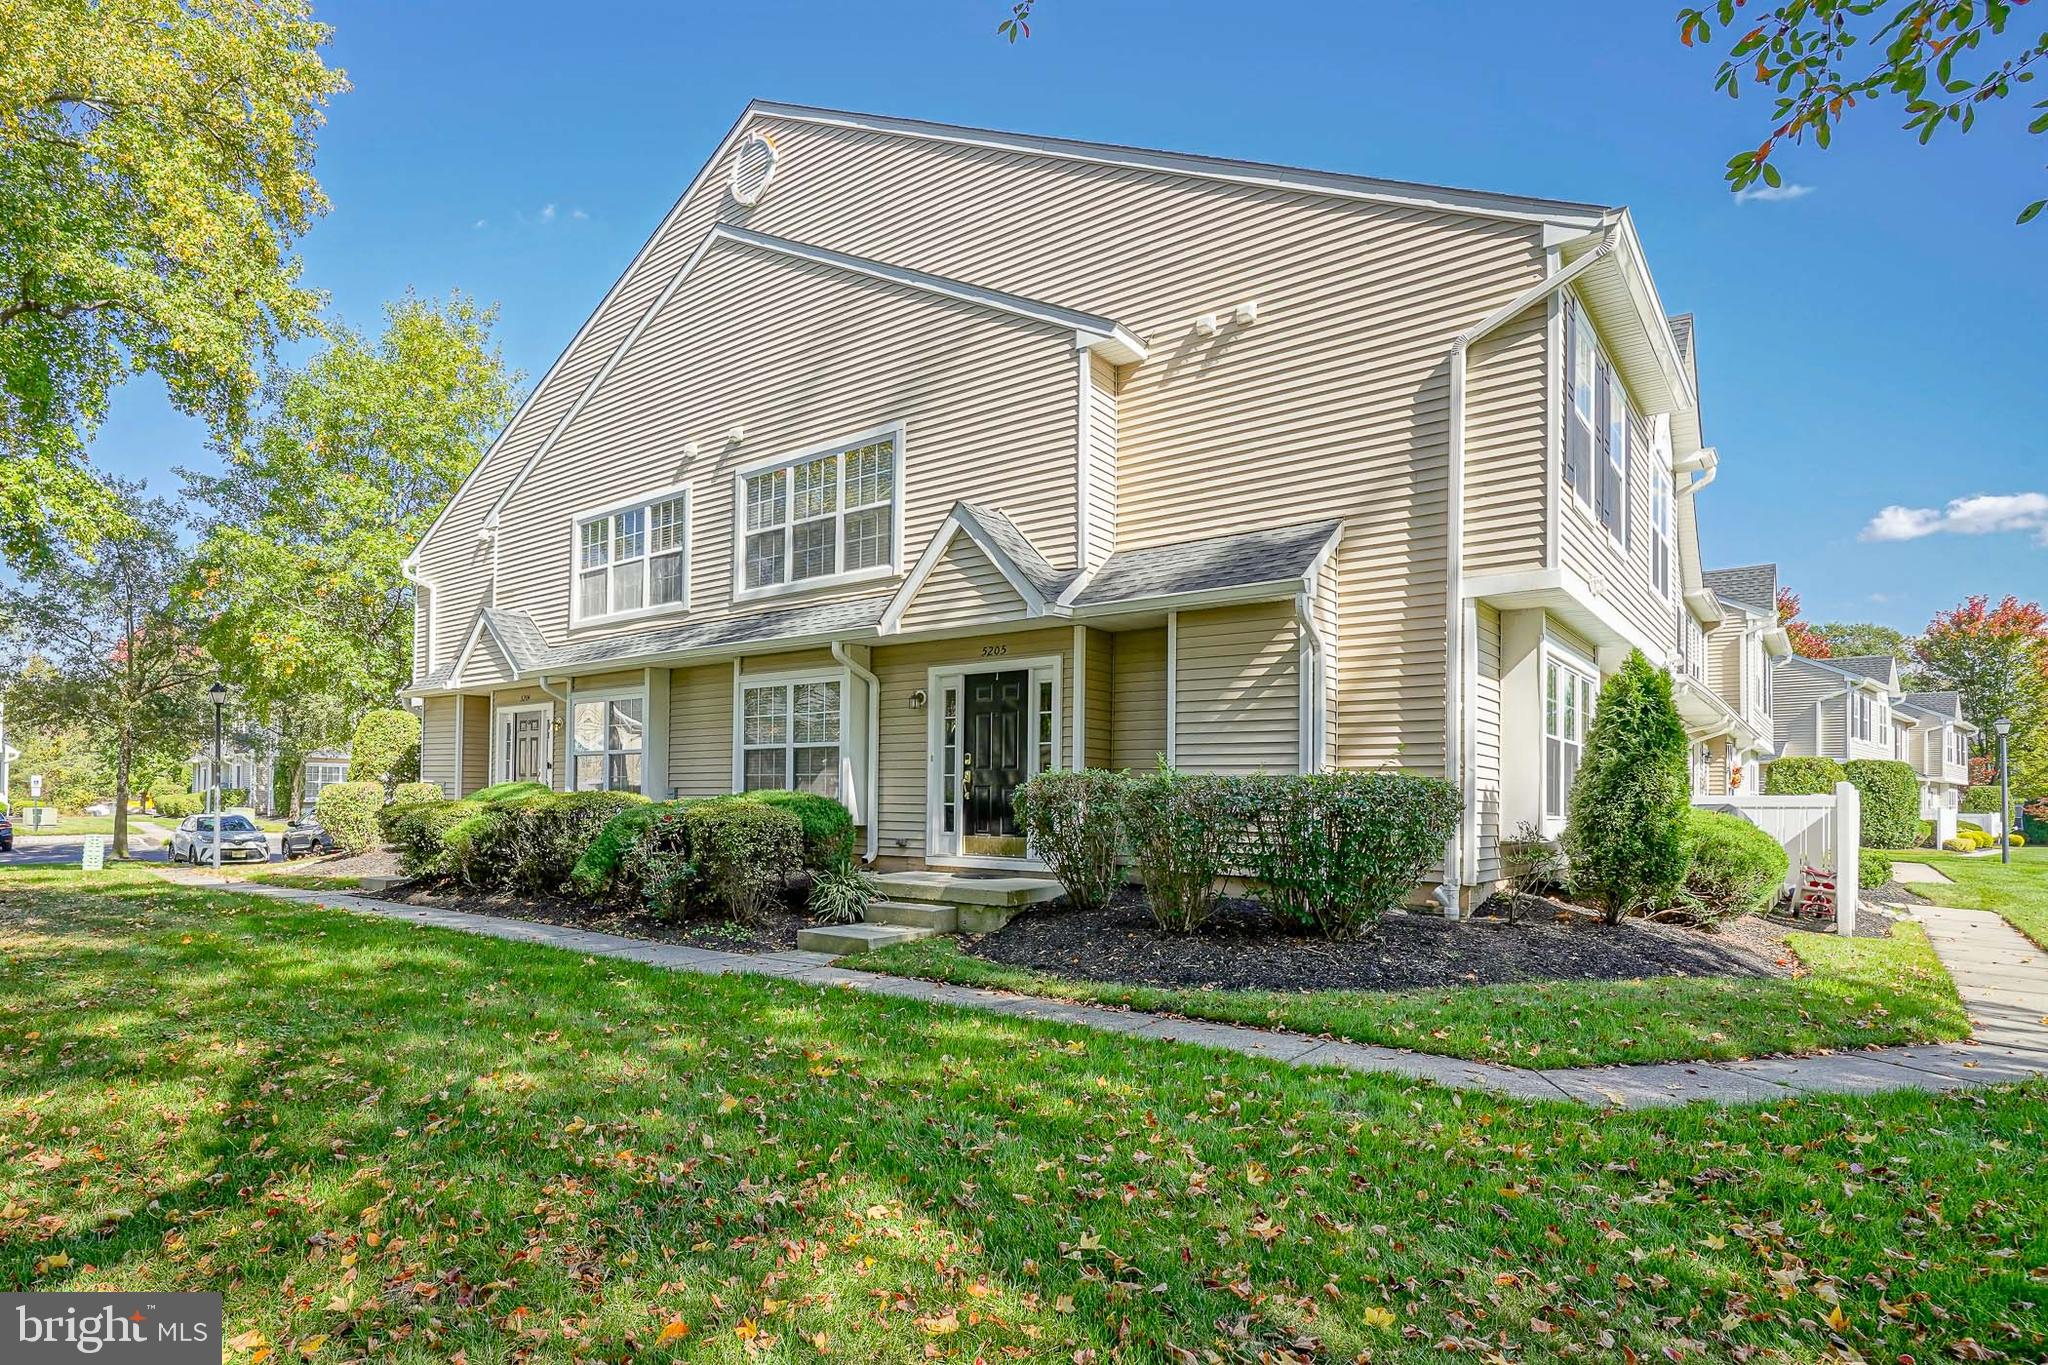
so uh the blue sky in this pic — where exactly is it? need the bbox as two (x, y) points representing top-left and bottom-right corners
(92, 0), (2046, 633)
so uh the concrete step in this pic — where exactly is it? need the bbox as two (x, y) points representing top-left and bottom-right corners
(795, 922), (939, 957)
(871, 870), (1064, 909)
(863, 899), (957, 932)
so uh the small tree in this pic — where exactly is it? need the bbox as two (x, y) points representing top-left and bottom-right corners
(1843, 759), (1921, 850)
(1564, 651), (1694, 926)
(348, 707), (421, 790)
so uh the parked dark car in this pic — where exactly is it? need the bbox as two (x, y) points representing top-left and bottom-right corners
(281, 816), (336, 859)
(0, 812), (11, 852)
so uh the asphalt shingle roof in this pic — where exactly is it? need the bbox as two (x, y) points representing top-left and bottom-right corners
(1074, 519), (1341, 607)
(1702, 563), (1777, 615)
(1901, 690), (1965, 722)
(955, 502), (1076, 602)
(1830, 654), (1899, 685)
(551, 595), (890, 669)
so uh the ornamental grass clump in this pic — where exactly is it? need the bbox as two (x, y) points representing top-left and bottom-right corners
(1122, 764), (1236, 933)
(1240, 769), (1461, 939)
(1012, 768), (1131, 912)
(1564, 650), (1694, 925)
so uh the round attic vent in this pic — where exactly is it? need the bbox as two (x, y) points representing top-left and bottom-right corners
(728, 132), (779, 207)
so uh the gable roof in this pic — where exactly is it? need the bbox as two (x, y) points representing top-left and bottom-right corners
(1900, 690), (1970, 726)
(1831, 654), (1900, 687)
(880, 503), (1074, 634)
(1703, 564), (1777, 615)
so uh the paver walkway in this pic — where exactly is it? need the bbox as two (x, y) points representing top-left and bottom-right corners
(155, 871), (2048, 1108)
(1890, 861), (1955, 884)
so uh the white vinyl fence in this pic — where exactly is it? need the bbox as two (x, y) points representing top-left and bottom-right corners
(1693, 782), (1862, 935)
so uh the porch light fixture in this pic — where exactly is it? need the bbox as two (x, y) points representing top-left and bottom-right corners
(908, 689), (928, 711)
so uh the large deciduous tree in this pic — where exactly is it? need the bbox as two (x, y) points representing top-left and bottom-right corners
(1913, 594), (2048, 796)
(1813, 620), (1915, 666)
(1777, 586), (1833, 659)
(0, 482), (212, 856)
(0, 0), (348, 568)
(1677, 0), (2048, 223)
(185, 292), (521, 726)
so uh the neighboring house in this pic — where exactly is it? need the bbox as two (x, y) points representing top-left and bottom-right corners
(1675, 564), (1788, 797)
(402, 100), (1725, 906)
(189, 741), (351, 816)
(1894, 691), (1975, 844)
(1771, 650), (1923, 778)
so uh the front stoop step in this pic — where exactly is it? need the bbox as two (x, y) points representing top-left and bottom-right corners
(863, 900), (958, 932)
(795, 922), (939, 956)
(871, 871), (1062, 932)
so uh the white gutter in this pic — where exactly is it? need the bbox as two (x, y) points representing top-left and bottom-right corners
(830, 641), (882, 864)
(1294, 591), (1328, 772)
(1437, 233), (1615, 916)
(535, 675), (571, 789)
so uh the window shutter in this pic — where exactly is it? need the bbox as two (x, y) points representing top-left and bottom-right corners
(1594, 360), (1615, 532)
(1561, 300), (1579, 493)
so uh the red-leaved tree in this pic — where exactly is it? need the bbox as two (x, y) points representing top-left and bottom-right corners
(1777, 587), (1832, 660)
(1915, 595), (2048, 796)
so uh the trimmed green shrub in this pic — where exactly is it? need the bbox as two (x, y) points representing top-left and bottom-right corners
(1943, 836), (1974, 852)
(222, 786), (251, 810)
(349, 708), (421, 788)
(808, 860), (880, 925)
(570, 800), (692, 899)
(390, 781), (443, 807)
(505, 790), (650, 895)
(1013, 769), (1130, 913)
(314, 781), (385, 856)
(1859, 847), (1894, 888)
(147, 778), (189, 813)
(1916, 819), (1937, 848)
(1564, 651), (1694, 925)
(1844, 759), (1920, 850)
(629, 803), (705, 918)
(1121, 765), (1238, 933)
(153, 790), (204, 818)
(2010, 832), (2027, 848)
(1764, 756), (1848, 796)
(472, 780), (551, 805)
(684, 801), (802, 921)
(1239, 769), (1462, 939)
(382, 798), (482, 878)
(1962, 784), (2005, 813)
(740, 790), (854, 868)
(1680, 810), (1788, 925)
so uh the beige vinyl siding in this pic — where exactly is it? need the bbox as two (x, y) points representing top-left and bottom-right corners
(456, 627), (517, 691)
(1081, 626), (1113, 769)
(1464, 303), (1550, 575)
(1705, 621), (1742, 714)
(1772, 658), (1845, 761)
(898, 539), (1029, 632)
(1110, 627), (1167, 771)
(1703, 736), (1732, 797)
(1555, 358), (1677, 661)
(490, 237), (1080, 648)
(459, 697), (490, 796)
(740, 648), (839, 674)
(1084, 354), (1119, 572)
(1313, 552), (1340, 763)
(420, 697), (459, 795)
(1471, 602), (1504, 882)
(871, 626), (1075, 860)
(1174, 602), (1301, 775)
(668, 663), (736, 796)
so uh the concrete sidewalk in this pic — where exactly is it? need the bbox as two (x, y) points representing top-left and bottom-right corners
(155, 871), (2048, 1109)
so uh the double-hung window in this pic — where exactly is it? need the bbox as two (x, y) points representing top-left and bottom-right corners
(739, 429), (899, 597)
(303, 762), (346, 803)
(1543, 654), (1597, 822)
(571, 693), (644, 792)
(1650, 465), (1673, 598)
(1564, 294), (1634, 547)
(1851, 691), (1873, 742)
(575, 490), (688, 623)
(740, 676), (842, 796)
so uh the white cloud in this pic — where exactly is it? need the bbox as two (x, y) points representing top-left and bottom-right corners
(539, 202), (557, 223)
(1861, 492), (2048, 545)
(473, 218), (488, 230)
(1734, 183), (1815, 204)
(571, 207), (589, 221)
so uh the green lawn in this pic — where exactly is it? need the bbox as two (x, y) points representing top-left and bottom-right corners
(2, 867), (2041, 1363)
(6, 815), (138, 836)
(862, 922), (1969, 1069)
(1898, 845), (2048, 950)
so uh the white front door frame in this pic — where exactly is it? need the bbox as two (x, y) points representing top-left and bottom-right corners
(925, 652), (1062, 870)
(494, 702), (555, 787)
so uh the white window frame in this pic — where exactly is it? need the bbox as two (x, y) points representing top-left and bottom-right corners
(925, 653), (1063, 869)
(1566, 296), (1598, 512)
(1649, 458), (1674, 601)
(302, 762), (347, 802)
(731, 666), (851, 799)
(493, 702), (555, 786)
(1604, 367), (1631, 553)
(568, 483), (692, 627)
(1851, 690), (1873, 743)
(732, 422), (906, 605)
(1541, 643), (1598, 833)
(568, 685), (647, 793)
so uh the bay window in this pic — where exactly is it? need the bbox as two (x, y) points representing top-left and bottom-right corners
(572, 693), (644, 791)
(574, 489), (689, 623)
(739, 428), (900, 598)
(739, 676), (842, 796)
(1544, 654), (1596, 822)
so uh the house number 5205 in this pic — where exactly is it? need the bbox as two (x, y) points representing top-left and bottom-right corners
(980, 644), (1008, 658)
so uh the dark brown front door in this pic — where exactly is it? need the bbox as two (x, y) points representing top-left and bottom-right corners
(963, 670), (1028, 856)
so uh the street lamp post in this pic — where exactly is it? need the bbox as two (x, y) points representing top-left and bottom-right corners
(1995, 717), (2013, 866)
(208, 681), (229, 877)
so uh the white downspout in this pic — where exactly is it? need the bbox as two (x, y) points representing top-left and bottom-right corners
(831, 641), (881, 864)
(1436, 234), (1616, 917)
(536, 674), (570, 791)
(1294, 591), (1327, 772)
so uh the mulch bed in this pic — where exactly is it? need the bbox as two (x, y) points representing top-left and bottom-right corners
(383, 881), (811, 954)
(959, 889), (1810, 993)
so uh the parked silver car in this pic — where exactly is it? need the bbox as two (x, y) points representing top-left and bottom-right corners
(171, 813), (271, 865)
